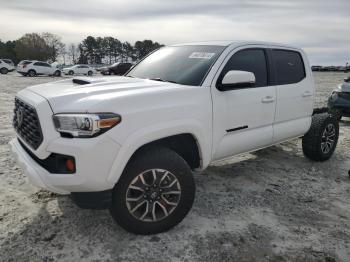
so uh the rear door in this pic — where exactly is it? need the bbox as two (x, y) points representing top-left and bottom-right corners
(211, 47), (277, 160)
(42, 62), (52, 75)
(81, 65), (89, 74)
(33, 62), (48, 74)
(270, 49), (314, 143)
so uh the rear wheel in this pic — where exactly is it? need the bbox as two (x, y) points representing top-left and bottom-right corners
(87, 71), (93, 76)
(0, 68), (8, 74)
(302, 113), (339, 161)
(110, 146), (195, 235)
(28, 70), (36, 77)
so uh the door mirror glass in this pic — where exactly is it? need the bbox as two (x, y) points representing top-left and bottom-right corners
(219, 70), (256, 91)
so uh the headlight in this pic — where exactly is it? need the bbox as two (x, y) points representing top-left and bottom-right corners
(330, 90), (339, 100)
(53, 113), (121, 138)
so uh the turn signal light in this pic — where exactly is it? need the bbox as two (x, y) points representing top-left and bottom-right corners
(98, 118), (121, 129)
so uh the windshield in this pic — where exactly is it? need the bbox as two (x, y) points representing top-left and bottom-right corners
(127, 45), (225, 86)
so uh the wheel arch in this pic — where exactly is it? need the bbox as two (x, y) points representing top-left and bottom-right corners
(106, 124), (209, 185)
(130, 133), (201, 169)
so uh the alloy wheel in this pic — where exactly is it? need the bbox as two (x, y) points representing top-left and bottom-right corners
(321, 123), (336, 154)
(125, 169), (181, 222)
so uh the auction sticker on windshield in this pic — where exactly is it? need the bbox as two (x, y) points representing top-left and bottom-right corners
(189, 52), (215, 59)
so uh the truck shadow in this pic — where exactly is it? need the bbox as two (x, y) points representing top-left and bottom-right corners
(1, 196), (140, 260)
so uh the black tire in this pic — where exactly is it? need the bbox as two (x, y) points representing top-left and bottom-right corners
(87, 71), (93, 76)
(302, 113), (339, 162)
(0, 67), (9, 74)
(68, 70), (74, 75)
(53, 70), (61, 77)
(329, 108), (343, 121)
(28, 70), (36, 77)
(110, 146), (195, 235)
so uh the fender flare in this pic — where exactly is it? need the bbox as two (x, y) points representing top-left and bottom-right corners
(106, 119), (211, 185)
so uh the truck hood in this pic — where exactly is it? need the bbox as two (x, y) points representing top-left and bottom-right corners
(26, 76), (193, 113)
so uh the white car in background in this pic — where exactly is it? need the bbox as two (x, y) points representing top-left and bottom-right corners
(0, 59), (15, 74)
(63, 65), (95, 76)
(16, 60), (62, 77)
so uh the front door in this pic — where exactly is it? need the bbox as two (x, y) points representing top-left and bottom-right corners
(212, 48), (277, 161)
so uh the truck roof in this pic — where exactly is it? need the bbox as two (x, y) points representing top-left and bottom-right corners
(171, 40), (302, 51)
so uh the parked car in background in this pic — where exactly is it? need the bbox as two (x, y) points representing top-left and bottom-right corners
(328, 76), (350, 120)
(99, 62), (133, 75)
(0, 59), (15, 74)
(63, 65), (95, 76)
(17, 60), (62, 77)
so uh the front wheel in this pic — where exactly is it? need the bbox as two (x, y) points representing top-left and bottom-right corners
(87, 71), (93, 76)
(302, 113), (339, 161)
(53, 70), (61, 77)
(110, 147), (195, 235)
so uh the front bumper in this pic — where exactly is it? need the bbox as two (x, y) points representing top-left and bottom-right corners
(10, 134), (121, 194)
(10, 89), (122, 194)
(328, 92), (350, 116)
(10, 138), (67, 194)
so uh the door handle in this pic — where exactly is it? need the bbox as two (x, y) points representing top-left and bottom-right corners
(302, 91), (312, 97)
(261, 96), (275, 103)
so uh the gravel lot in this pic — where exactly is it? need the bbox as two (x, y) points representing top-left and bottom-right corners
(0, 72), (349, 261)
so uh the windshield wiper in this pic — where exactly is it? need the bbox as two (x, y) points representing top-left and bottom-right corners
(149, 78), (177, 84)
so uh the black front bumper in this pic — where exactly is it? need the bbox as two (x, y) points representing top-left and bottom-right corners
(328, 92), (350, 116)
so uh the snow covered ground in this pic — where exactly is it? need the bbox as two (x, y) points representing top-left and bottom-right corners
(0, 72), (349, 261)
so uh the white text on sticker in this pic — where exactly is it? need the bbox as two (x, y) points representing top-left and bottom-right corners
(189, 52), (215, 59)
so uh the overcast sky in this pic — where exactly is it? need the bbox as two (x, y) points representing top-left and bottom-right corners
(1, 0), (349, 65)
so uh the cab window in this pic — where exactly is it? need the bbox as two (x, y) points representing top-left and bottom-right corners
(271, 49), (305, 85)
(217, 49), (268, 88)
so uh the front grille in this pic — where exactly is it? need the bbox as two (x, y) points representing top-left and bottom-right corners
(13, 98), (43, 150)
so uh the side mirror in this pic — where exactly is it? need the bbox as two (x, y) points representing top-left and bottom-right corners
(218, 70), (256, 91)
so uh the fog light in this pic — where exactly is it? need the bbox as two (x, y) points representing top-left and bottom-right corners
(65, 159), (75, 172)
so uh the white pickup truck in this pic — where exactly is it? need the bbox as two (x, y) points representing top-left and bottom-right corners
(10, 41), (339, 234)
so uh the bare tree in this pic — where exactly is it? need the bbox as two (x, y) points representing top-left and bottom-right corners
(42, 32), (65, 63)
(68, 44), (79, 65)
(14, 33), (51, 61)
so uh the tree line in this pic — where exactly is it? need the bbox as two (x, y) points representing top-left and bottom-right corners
(0, 33), (163, 65)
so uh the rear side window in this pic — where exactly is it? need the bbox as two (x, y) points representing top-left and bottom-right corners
(218, 49), (268, 88)
(34, 62), (50, 67)
(3, 59), (13, 64)
(272, 50), (305, 85)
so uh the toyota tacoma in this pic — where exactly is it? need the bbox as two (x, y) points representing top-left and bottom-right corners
(10, 41), (339, 234)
